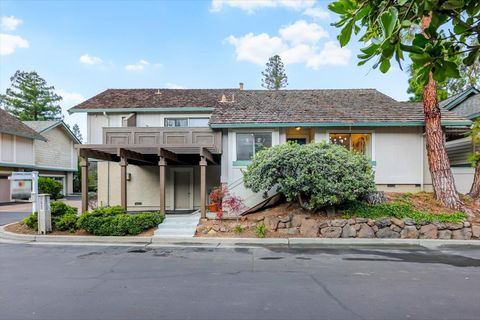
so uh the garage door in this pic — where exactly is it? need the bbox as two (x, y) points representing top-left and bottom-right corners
(0, 176), (11, 203)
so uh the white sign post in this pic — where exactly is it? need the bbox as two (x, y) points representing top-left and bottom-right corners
(8, 171), (39, 215)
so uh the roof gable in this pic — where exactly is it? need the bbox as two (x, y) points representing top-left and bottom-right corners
(440, 87), (480, 111)
(0, 109), (46, 141)
(23, 120), (82, 144)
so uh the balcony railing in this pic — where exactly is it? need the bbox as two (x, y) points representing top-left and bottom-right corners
(102, 127), (222, 154)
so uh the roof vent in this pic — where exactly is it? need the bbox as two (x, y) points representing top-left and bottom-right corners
(239, 82), (244, 90)
(219, 94), (227, 103)
(155, 89), (162, 95)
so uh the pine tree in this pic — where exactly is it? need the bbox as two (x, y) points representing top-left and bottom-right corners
(0, 70), (62, 120)
(72, 124), (83, 143)
(261, 55), (288, 90)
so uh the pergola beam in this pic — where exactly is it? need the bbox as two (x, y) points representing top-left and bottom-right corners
(200, 147), (217, 164)
(79, 148), (119, 162)
(158, 148), (178, 163)
(117, 148), (157, 165)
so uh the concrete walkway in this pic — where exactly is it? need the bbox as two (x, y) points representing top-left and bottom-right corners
(154, 211), (200, 238)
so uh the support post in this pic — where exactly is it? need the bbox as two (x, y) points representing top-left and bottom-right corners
(200, 156), (207, 219)
(159, 157), (166, 214)
(80, 157), (89, 213)
(120, 157), (128, 210)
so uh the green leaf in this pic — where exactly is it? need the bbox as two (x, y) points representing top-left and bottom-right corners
(328, 2), (347, 14)
(360, 43), (380, 56)
(441, 0), (465, 10)
(380, 7), (398, 38)
(443, 60), (460, 78)
(412, 34), (429, 48)
(432, 65), (447, 83)
(379, 59), (391, 73)
(338, 20), (354, 47)
(410, 53), (431, 66)
(463, 48), (479, 66)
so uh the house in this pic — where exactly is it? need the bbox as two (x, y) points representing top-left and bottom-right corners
(69, 86), (471, 215)
(442, 87), (480, 193)
(23, 121), (81, 196)
(0, 108), (79, 203)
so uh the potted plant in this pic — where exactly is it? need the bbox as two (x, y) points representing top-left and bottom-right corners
(208, 185), (227, 217)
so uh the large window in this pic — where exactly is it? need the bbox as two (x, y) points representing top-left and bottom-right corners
(236, 133), (272, 160)
(164, 117), (209, 127)
(329, 133), (372, 157)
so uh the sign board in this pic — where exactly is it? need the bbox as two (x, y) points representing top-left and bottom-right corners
(9, 172), (35, 180)
(11, 180), (32, 200)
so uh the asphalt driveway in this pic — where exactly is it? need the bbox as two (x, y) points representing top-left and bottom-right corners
(0, 243), (479, 320)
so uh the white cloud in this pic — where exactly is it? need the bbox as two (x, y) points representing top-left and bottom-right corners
(57, 89), (86, 107)
(210, 0), (315, 13)
(166, 83), (186, 89)
(79, 54), (102, 65)
(1, 16), (22, 31)
(306, 41), (351, 69)
(125, 59), (150, 71)
(303, 7), (330, 20)
(0, 33), (29, 55)
(226, 20), (350, 69)
(279, 20), (328, 45)
(226, 33), (287, 65)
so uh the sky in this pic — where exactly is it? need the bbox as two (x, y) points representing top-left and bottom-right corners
(0, 0), (411, 142)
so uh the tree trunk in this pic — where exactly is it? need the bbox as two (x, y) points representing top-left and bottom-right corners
(468, 161), (480, 198)
(423, 72), (462, 209)
(421, 13), (462, 210)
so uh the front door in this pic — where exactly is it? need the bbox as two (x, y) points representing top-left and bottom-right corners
(174, 169), (192, 210)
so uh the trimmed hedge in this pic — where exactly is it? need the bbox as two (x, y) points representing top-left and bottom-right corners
(38, 177), (63, 200)
(76, 206), (164, 236)
(21, 201), (79, 231)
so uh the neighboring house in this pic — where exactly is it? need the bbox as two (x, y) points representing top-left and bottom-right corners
(0, 108), (79, 203)
(442, 87), (480, 193)
(23, 121), (81, 196)
(69, 87), (471, 215)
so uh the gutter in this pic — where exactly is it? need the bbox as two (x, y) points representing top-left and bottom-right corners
(69, 107), (215, 114)
(209, 121), (472, 129)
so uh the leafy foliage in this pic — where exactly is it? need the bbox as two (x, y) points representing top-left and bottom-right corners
(76, 206), (164, 236)
(0, 70), (62, 120)
(233, 224), (243, 234)
(71, 124), (83, 143)
(261, 55), (288, 90)
(329, 0), (480, 85)
(21, 201), (78, 231)
(343, 200), (466, 223)
(255, 224), (266, 238)
(38, 177), (63, 200)
(468, 119), (480, 166)
(243, 142), (376, 211)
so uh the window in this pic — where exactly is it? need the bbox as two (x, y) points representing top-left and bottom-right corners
(329, 133), (372, 157)
(236, 133), (272, 160)
(188, 118), (209, 127)
(164, 118), (209, 127)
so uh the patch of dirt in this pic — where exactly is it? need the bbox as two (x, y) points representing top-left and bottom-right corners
(4, 223), (157, 237)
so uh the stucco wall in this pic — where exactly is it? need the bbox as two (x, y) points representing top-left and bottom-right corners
(97, 161), (220, 211)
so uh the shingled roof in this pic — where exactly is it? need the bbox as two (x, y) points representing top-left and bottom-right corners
(69, 88), (236, 111)
(0, 109), (46, 141)
(209, 89), (469, 127)
(69, 88), (470, 127)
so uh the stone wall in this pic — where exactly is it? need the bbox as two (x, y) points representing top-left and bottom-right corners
(200, 215), (480, 240)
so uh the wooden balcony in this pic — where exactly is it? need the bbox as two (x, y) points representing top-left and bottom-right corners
(102, 127), (222, 154)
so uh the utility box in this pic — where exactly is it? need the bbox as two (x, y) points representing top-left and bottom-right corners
(38, 194), (52, 234)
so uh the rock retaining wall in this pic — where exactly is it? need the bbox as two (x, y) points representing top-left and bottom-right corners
(198, 215), (480, 240)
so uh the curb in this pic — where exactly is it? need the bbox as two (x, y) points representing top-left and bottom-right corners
(1, 223), (480, 247)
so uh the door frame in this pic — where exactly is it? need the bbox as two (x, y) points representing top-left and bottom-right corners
(171, 167), (194, 211)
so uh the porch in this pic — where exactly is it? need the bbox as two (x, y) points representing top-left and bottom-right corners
(76, 127), (222, 218)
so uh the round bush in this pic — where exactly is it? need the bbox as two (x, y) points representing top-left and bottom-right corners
(38, 177), (63, 200)
(243, 142), (376, 210)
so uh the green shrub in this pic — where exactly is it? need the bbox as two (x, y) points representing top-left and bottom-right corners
(50, 201), (77, 217)
(233, 224), (243, 233)
(55, 213), (78, 232)
(243, 142), (376, 210)
(38, 177), (63, 200)
(255, 224), (266, 238)
(21, 212), (38, 230)
(343, 200), (466, 223)
(76, 210), (164, 236)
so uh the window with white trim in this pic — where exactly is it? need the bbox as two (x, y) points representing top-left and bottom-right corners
(236, 133), (272, 160)
(329, 133), (372, 157)
(164, 117), (209, 127)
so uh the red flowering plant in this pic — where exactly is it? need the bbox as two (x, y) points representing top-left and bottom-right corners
(222, 194), (245, 220)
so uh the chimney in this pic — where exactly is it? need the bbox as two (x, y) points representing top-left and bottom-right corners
(239, 82), (244, 91)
